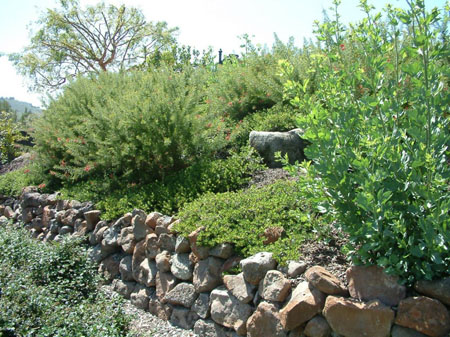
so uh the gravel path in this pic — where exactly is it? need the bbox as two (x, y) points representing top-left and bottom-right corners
(102, 285), (199, 337)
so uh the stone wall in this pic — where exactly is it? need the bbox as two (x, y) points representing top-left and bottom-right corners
(0, 190), (449, 337)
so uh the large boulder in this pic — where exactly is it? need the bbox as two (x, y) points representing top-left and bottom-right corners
(305, 266), (347, 296)
(323, 296), (395, 337)
(346, 265), (406, 306)
(247, 302), (287, 337)
(210, 287), (253, 336)
(414, 277), (450, 306)
(395, 296), (450, 337)
(193, 256), (223, 293)
(240, 252), (277, 286)
(258, 270), (291, 302)
(249, 129), (307, 168)
(164, 282), (198, 308)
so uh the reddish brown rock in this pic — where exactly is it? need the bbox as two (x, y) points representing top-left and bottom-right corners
(247, 302), (287, 337)
(395, 296), (450, 337)
(223, 272), (256, 304)
(414, 277), (450, 306)
(346, 265), (406, 306)
(305, 266), (347, 296)
(131, 240), (147, 281)
(117, 226), (136, 254)
(323, 296), (394, 337)
(188, 226), (209, 260)
(279, 282), (326, 331)
(145, 233), (160, 259)
(41, 206), (54, 227)
(156, 271), (178, 301)
(262, 226), (285, 245)
(304, 316), (331, 337)
(83, 210), (101, 230)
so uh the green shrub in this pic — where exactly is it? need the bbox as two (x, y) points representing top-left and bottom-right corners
(0, 223), (129, 336)
(0, 111), (25, 164)
(33, 65), (221, 185)
(175, 179), (330, 264)
(0, 161), (49, 197)
(283, 0), (449, 284)
(59, 146), (264, 220)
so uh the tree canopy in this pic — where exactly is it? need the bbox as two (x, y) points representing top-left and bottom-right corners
(10, 0), (178, 91)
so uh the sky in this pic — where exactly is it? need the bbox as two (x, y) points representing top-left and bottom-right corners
(0, 0), (447, 107)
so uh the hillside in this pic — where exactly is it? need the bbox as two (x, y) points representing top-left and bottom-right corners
(0, 96), (41, 117)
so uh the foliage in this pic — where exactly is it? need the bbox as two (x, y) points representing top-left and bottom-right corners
(10, 0), (177, 91)
(0, 162), (50, 197)
(0, 111), (25, 165)
(283, 0), (449, 284)
(59, 146), (264, 220)
(0, 223), (129, 336)
(175, 179), (330, 264)
(33, 66), (221, 186)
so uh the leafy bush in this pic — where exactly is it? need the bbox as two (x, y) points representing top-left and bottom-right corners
(33, 65), (221, 185)
(0, 111), (25, 164)
(59, 146), (264, 220)
(283, 0), (449, 284)
(0, 223), (129, 336)
(175, 179), (330, 264)
(0, 161), (49, 197)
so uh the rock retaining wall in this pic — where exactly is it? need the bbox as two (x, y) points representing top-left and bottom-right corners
(1, 190), (449, 337)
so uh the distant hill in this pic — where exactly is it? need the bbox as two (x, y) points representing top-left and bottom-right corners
(0, 97), (42, 118)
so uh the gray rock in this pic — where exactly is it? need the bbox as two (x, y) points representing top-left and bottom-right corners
(223, 272), (256, 304)
(175, 236), (191, 254)
(249, 129), (307, 168)
(210, 287), (253, 336)
(112, 279), (136, 299)
(145, 233), (160, 259)
(135, 258), (158, 287)
(171, 253), (194, 281)
(170, 307), (198, 330)
(158, 233), (176, 252)
(194, 319), (239, 337)
(119, 255), (134, 282)
(240, 252), (277, 285)
(59, 225), (73, 235)
(258, 270), (291, 302)
(304, 315), (331, 337)
(210, 243), (234, 259)
(130, 284), (153, 310)
(287, 260), (307, 278)
(117, 226), (136, 254)
(164, 282), (198, 308)
(84, 210), (101, 231)
(193, 256), (224, 292)
(22, 192), (41, 208)
(98, 253), (122, 281)
(132, 212), (151, 241)
(192, 293), (210, 319)
(414, 277), (450, 306)
(0, 216), (8, 225)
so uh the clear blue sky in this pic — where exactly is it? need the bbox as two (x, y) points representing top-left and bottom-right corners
(0, 0), (447, 107)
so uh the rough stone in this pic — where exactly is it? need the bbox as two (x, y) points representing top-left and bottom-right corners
(210, 243), (234, 259)
(132, 213), (152, 241)
(192, 292), (210, 319)
(223, 272), (256, 304)
(4, 205), (16, 219)
(145, 233), (160, 259)
(395, 296), (450, 337)
(193, 256), (223, 293)
(287, 260), (307, 278)
(305, 266), (347, 296)
(156, 271), (178, 301)
(130, 284), (152, 310)
(258, 270), (291, 302)
(391, 325), (429, 337)
(189, 226), (210, 260)
(22, 192), (42, 208)
(210, 287), (253, 336)
(323, 296), (395, 337)
(134, 258), (158, 287)
(132, 240), (147, 281)
(83, 210), (101, 231)
(164, 282), (198, 308)
(171, 253), (194, 281)
(347, 265), (406, 306)
(98, 253), (122, 281)
(145, 212), (162, 229)
(22, 207), (33, 223)
(247, 302), (288, 337)
(155, 250), (171, 272)
(249, 129), (307, 168)
(170, 307), (198, 330)
(117, 226), (136, 254)
(119, 255), (134, 282)
(158, 233), (176, 252)
(155, 215), (174, 235)
(59, 225), (73, 235)
(175, 236), (191, 254)
(240, 252), (277, 285)
(61, 208), (81, 227)
(414, 277), (450, 306)
(279, 282), (326, 331)
(112, 279), (136, 299)
(304, 316), (331, 337)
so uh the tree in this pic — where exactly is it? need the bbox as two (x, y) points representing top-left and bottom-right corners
(10, 0), (178, 91)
